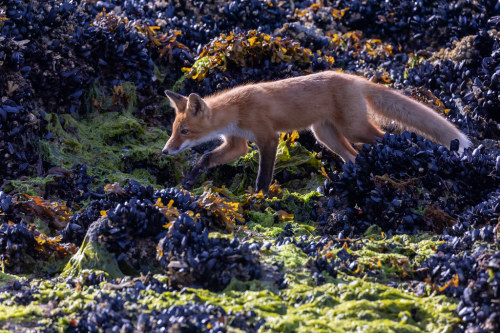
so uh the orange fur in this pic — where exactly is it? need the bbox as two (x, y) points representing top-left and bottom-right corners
(162, 71), (471, 192)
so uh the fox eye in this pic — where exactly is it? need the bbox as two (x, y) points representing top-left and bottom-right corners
(181, 129), (189, 134)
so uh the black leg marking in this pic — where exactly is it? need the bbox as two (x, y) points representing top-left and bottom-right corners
(181, 154), (210, 189)
(255, 138), (278, 193)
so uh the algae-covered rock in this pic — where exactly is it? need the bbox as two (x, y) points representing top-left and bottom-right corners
(62, 218), (123, 278)
(0, 304), (43, 332)
(0, 272), (19, 288)
(39, 81), (185, 188)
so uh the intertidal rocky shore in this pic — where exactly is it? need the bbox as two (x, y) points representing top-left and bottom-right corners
(0, 1), (499, 332)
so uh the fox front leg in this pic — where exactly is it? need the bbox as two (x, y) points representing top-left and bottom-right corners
(181, 154), (210, 189)
(181, 136), (249, 189)
(255, 136), (279, 193)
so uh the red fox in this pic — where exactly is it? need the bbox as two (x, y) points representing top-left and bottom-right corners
(162, 71), (471, 192)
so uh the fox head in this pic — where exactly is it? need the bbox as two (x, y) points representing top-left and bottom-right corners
(162, 90), (214, 155)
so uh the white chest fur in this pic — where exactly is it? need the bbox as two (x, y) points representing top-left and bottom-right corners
(221, 122), (256, 142)
(180, 122), (256, 152)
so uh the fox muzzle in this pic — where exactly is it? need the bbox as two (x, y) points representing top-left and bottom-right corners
(162, 140), (191, 155)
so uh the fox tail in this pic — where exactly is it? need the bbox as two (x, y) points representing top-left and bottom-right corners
(363, 83), (471, 151)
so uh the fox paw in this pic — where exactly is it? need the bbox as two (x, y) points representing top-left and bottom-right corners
(181, 167), (203, 190)
(181, 177), (196, 190)
(181, 156), (210, 190)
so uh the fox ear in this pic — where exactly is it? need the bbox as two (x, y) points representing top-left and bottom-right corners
(164, 90), (187, 113)
(187, 93), (211, 118)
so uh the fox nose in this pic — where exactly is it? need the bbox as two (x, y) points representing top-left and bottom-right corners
(162, 148), (170, 155)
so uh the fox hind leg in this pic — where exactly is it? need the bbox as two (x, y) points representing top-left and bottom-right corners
(311, 121), (358, 163)
(343, 120), (385, 144)
(255, 135), (279, 193)
(334, 91), (384, 144)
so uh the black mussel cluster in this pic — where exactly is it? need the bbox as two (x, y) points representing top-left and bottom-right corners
(45, 164), (102, 208)
(70, 291), (263, 333)
(296, 0), (499, 51)
(62, 182), (174, 271)
(84, 196), (168, 271)
(0, 278), (33, 306)
(393, 31), (500, 139)
(0, 190), (79, 273)
(0, 192), (38, 272)
(0, 191), (12, 216)
(0, 99), (41, 178)
(458, 190), (500, 231)
(412, 187), (500, 332)
(157, 212), (261, 291)
(322, 132), (499, 235)
(0, 0), (292, 118)
(0, 221), (37, 274)
(417, 238), (499, 332)
(62, 181), (261, 290)
(178, 25), (317, 96)
(1, 0), (154, 114)
(106, 0), (289, 47)
(1, 0), (153, 180)
(60, 180), (157, 245)
(1, 179), (263, 291)
(182, 59), (306, 97)
(59, 197), (111, 246)
(156, 186), (198, 211)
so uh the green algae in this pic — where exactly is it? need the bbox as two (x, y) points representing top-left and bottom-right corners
(243, 189), (321, 237)
(348, 229), (444, 283)
(247, 244), (457, 332)
(62, 237), (123, 279)
(248, 210), (275, 227)
(35, 275), (102, 313)
(3, 175), (56, 197)
(268, 190), (322, 222)
(274, 138), (322, 174)
(0, 238), (459, 332)
(138, 244), (458, 332)
(39, 82), (184, 188)
(0, 304), (42, 330)
(0, 272), (20, 288)
(246, 210), (315, 237)
(40, 110), (172, 186)
(223, 277), (280, 294)
(137, 243), (459, 332)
